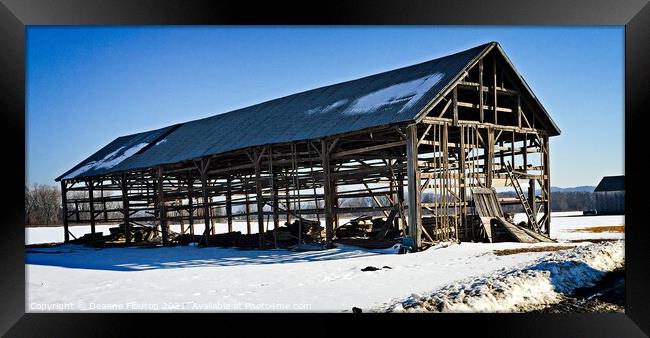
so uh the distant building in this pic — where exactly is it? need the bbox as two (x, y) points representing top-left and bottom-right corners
(594, 176), (625, 215)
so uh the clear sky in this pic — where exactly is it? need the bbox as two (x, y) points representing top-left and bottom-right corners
(26, 26), (624, 187)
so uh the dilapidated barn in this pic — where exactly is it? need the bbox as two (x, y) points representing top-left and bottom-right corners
(56, 42), (560, 251)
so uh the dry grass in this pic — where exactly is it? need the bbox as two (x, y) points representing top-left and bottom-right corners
(493, 245), (576, 256)
(569, 225), (625, 233)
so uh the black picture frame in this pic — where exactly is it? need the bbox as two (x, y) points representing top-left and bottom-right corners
(1, 0), (648, 336)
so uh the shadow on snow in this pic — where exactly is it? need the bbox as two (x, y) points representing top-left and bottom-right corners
(25, 244), (388, 271)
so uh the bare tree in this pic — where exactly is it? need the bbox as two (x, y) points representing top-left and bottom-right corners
(25, 184), (62, 225)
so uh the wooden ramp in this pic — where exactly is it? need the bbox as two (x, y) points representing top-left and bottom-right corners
(471, 188), (553, 243)
(494, 217), (553, 243)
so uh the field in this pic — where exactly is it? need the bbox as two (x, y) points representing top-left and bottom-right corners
(25, 211), (624, 312)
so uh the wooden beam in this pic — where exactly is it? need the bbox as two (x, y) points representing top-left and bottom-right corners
(61, 181), (70, 243)
(457, 102), (513, 113)
(405, 124), (422, 250)
(330, 140), (405, 159)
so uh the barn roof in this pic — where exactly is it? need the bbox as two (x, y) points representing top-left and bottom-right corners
(594, 175), (625, 192)
(57, 42), (559, 181)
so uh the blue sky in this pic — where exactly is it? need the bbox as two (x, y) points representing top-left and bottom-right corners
(26, 26), (624, 187)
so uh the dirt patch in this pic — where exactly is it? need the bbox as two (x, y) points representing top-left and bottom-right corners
(569, 225), (624, 233)
(493, 245), (575, 256)
(529, 268), (625, 313)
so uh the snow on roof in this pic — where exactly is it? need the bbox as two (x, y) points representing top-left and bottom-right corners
(345, 73), (445, 115)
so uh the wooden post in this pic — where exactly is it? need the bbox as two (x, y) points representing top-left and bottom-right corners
(517, 95), (522, 128)
(272, 173), (280, 231)
(157, 167), (168, 246)
(528, 178), (536, 229)
(285, 168), (291, 224)
(179, 198), (185, 235)
(74, 200), (80, 222)
(187, 174), (195, 237)
(459, 126), (467, 239)
(542, 135), (551, 234)
(200, 160), (211, 246)
(226, 177), (233, 233)
(87, 180), (96, 238)
(486, 128), (494, 188)
(121, 173), (131, 245)
(405, 124), (422, 250)
(210, 197), (216, 235)
(321, 139), (335, 247)
(61, 181), (70, 243)
(101, 180), (108, 222)
(397, 164), (406, 231)
(523, 133), (528, 171)
(479, 59), (484, 123)
(511, 131), (516, 170)
(245, 193), (251, 234)
(452, 87), (458, 126)
(493, 57), (498, 124)
(254, 148), (265, 249)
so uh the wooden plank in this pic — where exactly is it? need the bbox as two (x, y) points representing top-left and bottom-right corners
(405, 124), (422, 250)
(495, 217), (538, 243)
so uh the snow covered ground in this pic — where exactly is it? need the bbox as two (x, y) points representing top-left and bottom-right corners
(25, 221), (260, 245)
(25, 211), (624, 312)
(378, 241), (624, 313)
